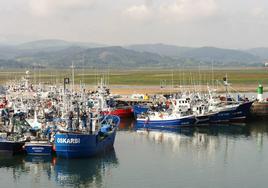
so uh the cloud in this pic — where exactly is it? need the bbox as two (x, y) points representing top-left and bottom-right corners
(28, 0), (96, 16)
(160, 0), (218, 22)
(251, 7), (265, 18)
(123, 4), (152, 21)
(123, 0), (218, 23)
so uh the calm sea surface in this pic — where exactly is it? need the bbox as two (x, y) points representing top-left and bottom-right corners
(0, 118), (268, 188)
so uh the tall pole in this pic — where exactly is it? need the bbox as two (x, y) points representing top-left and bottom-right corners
(171, 70), (174, 93)
(77, 101), (80, 129)
(71, 62), (75, 92)
(224, 73), (228, 99)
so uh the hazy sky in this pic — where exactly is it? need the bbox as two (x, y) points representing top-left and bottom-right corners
(0, 0), (268, 48)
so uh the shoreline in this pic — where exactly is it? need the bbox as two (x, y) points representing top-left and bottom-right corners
(108, 84), (262, 95)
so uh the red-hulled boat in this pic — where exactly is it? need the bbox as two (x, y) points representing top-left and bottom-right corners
(103, 101), (133, 118)
(104, 107), (133, 118)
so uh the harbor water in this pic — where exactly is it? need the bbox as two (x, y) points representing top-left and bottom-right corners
(0, 118), (268, 188)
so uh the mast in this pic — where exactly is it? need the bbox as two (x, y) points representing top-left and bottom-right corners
(211, 61), (214, 89)
(71, 62), (75, 92)
(171, 70), (174, 93)
(223, 73), (229, 99)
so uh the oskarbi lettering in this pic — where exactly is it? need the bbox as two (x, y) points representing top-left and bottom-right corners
(57, 138), (80, 144)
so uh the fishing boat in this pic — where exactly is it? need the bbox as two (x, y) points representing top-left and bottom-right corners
(88, 94), (133, 118)
(207, 92), (253, 123)
(24, 140), (53, 155)
(0, 139), (25, 155)
(104, 100), (133, 118)
(88, 78), (133, 118)
(136, 95), (196, 129)
(104, 107), (133, 118)
(136, 111), (195, 129)
(54, 115), (120, 158)
(192, 103), (217, 125)
(0, 112), (31, 155)
(0, 133), (25, 155)
(230, 101), (253, 122)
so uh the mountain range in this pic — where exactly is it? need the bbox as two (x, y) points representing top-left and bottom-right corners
(0, 40), (267, 69)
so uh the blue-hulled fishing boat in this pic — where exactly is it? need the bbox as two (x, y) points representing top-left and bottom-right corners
(136, 111), (196, 129)
(54, 115), (120, 158)
(230, 101), (253, 122)
(24, 141), (53, 155)
(209, 101), (253, 123)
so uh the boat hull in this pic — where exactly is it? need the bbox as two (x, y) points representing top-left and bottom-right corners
(210, 101), (253, 123)
(24, 142), (53, 155)
(0, 141), (25, 155)
(231, 101), (253, 122)
(209, 110), (232, 123)
(136, 116), (196, 129)
(55, 130), (116, 158)
(104, 108), (133, 118)
(195, 114), (213, 125)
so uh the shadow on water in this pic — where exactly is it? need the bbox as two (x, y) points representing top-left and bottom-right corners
(0, 149), (119, 187)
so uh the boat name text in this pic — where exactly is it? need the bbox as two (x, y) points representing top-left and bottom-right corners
(57, 138), (81, 144)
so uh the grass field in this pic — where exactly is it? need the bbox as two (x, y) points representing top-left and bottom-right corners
(0, 68), (267, 88)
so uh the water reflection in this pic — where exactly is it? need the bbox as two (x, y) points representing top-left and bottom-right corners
(118, 117), (135, 130)
(0, 118), (267, 188)
(0, 149), (118, 187)
(23, 155), (55, 186)
(54, 149), (118, 187)
(128, 119), (268, 141)
(128, 118), (268, 162)
(0, 155), (25, 182)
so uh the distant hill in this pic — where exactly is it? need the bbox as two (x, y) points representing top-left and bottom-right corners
(127, 44), (262, 66)
(180, 47), (260, 66)
(17, 39), (104, 50)
(0, 40), (265, 68)
(17, 39), (72, 50)
(0, 39), (105, 61)
(126, 43), (193, 57)
(247, 47), (268, 60)
(0, 59), (27, 68)
(16, 46), (180, 68)
(0, 45), (21, 59)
